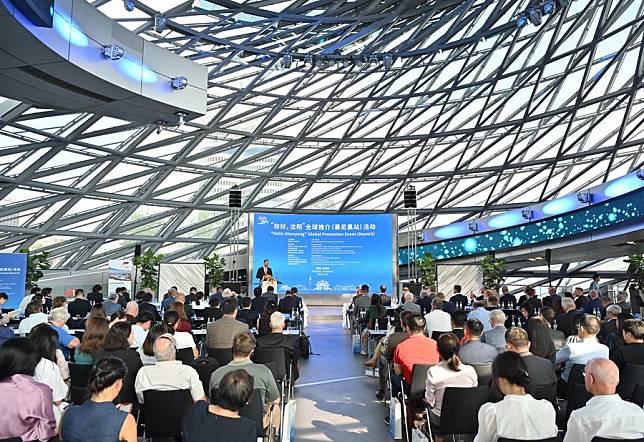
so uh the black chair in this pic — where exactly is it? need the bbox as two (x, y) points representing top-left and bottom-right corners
(187, 357), (219, 399)
(408, 363), (434, 402)
(176, 347), (195, 365)
(531, 383), (558, 409)
(617, 364), (644, 401)
(633, 384), (644, 407)
(498, 438), (560, 442)
(206, 347), (233, 366)
(252, 347), (287, 381)
(0, 438), (22, 442)
(69, 363), (92, 405)
(472, 363), (493, 386)
(592, 438), (644, 442)
(142, 389), (193, 439)
(564, 382), (592, 425)
(260, 360), (280, 384)
(432, 385), (489, 437)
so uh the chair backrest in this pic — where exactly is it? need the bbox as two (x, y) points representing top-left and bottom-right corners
(568, 363), (586, 385)
(530, 383), (557, 408)
(565, 382), (592, 424)
(176, 347), (195, 364)
(260, 360), (280, 384)
(439, 385), (489, 435)
(142, 389), (193, 438)
(69, 363), (92, 405)
(472, 363), (493, 386)
(633, 384), (644, 408)
(498, 438), (560, 442)
(617, 363), (644, 401)
(187, 357), (219, 399)
(409, 364), (434, 402)
(592, 438), (644, 442)
(252, 347), (287, 380)
(206, 347), (233, 366)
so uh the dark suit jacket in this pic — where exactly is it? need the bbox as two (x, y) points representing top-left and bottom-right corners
(68, 298), (91, 318)
(256, 266), (273, 280)
(520, 352), (557, 402)
(251, 296), (268, 314)
(256, 332), (301, 379)
(139, 301), (161, 322)
(278, 295), (302, 314)
(202, 307), (223, 322)
(417, 296), (432, 315)
(442, 301), (456, 314)
(237, 309), (260, 328)
(556, 310), (577, 338)
(575, 295), (589, 310)
(450, 294), (468, 309)
(499, 293), (517, 309)
(262, 292), (278, 303)
(599, 319), (618, 345)
(380, 294), (392, 307)
(87, 291), (103, 304)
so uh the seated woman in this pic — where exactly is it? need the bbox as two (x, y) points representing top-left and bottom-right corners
(29, 324), (69, 426)
(0, 337), (57, 441)
(95, 322), (142, 407)
(360, 294), (387, 353)
(527, 317), (556, 362)
(191, 291), (207, 311)
(163, 310), (198, 359)
(109, 311), (128, 328)
(137, 323), (173, 366)
(61, 356), (137, 442)
(258, 301), (277, 337)
(169, 302), (193, 332)
(182, 369), (256, 442)
(75, 317), (109, 365)
(426, 333), (477, 429)
(474, 352), (558, 441)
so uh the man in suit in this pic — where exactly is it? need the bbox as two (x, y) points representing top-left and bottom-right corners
(262, 286), (278, 303)
(557, 297), (578, 338)
(251, 286), (268, 314)
(481, 309), (507, 352)
(278, 287), (303, 314)
(459, 318), (498, 365)
(68, 289), (91, 318)
(417, 289), (432, 315)
(256, 311), (301, 380)
(499, 285), (517, 309)
(138, 291), (161, 322)
(400, 291), (421, 315)
(256, 259), (273, 281)
(584, 290), (603, 316)
(449, 285), (468, 310)
(237, 296), (260, 328)
(616, 291), (631, 313)
(574, 286), (589, 311)
(451, 309), (467, 340)
(598, 304), (621, 345)
(542, 286), (562, 312)
(379, 285), (392, 307)
(352, 284), (372, 310)
(206, 297), (249, 349)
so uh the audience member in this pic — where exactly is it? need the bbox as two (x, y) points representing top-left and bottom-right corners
(450, 310), (467, 340)
(52, 295), (68, 310)
(87, 303), (108, 322)
(564, 358), (644, 441)
(137, 323), (173, 366)
(606, 312), (634, 353)
(258, 300), (278, 337)
(557, 297), (578, 338)
(555, 315), (608, 384)
(88, 284), (104, 304)
(425, 298), (452, 339)
(616, 291), (631, 313)
(169, 301), (193, 332)
(95, 321), (142, 406)
(0, 337), (57, 441)
(206, 298), (249, 349)
(481, 309), (507, 352)
(573, 287), (588, 311)
(425, 333), (477, 425)
(68, 289), (91, 318)
(75, 317), (109, 365)
(164, 310), (199, 359)
(183, 369), (256, 442)
(175, 292), (195, 322)
(103, 292), (123, 317)
(542, 286), (562, 311)
(585, 290), (603, 316)
(18, 299), (49, 335)
(392, 314), (439, 395)
(61, 356), (137, 442)
(161, 287), (177, 311)
(131, 310), (154, 348)
(400, 291), (421, 315)
(527, 317), (556, 362)
(210, 332), (280, 430)
(257, 311), (302, 380)
(449, 285), (468, 309)
(48, 307), (80, 360)
(278, 287), (303, 314)
(16, 287), (39, 315)
(611, 319), (644, 370)
(540, 306), (566, 350)
(138, 292), (161, 322)
(437, 292), (455, 314)
(371, 310), (413, 400)
(135, 333), (205, 403)
(460, 318), (498, 365)
(262, 286), (278, 303)
(191, 291), (207, 311)
(468, 302), (491, 331)
(251, 286), (268, 314)
(499, 285), (516, 309)
(589, 273), (601, 291)
(366, 293), (387, 329)
(598, 304), (621, 345)
(473, 352), (558, 441)
(237, 296), (261, 328)
(379, 284), (392, 307)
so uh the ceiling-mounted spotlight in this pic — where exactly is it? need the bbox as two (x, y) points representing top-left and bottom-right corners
(303, 54), (313, 66)
(154, 14), (167, 33)
(468, 221), (478, 232)
(315, 57), (324, 68)
(369, 55), (378, 67)
(383, 54), (393, 70)
(557, 0), (569, 7)
(542, 0), (556, 14)
(577, 190), (592, 204)
(175, 111), (188, 127)
(527, 7), (542, 26)
(283, 54), (292, 69)
(123, 0), (135, 12)
(521, 208), (534, 220)
(170, 76), (188, 90)
(102, 45), (124, 60)
(516, 14), (528, 28)
(636, 169), (644, 180)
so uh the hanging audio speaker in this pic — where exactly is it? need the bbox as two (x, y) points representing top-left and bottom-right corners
(545, 248), (552, 264)
(11, 0), (55, 27)
(229, 186), (242, 208)
(134, 244), (142, 258)
(403, 186), (417, 209)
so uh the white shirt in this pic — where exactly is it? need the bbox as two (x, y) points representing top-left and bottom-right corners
(131, 324), (148, 348)
(135, 360), (204, 403)
(18, 312), (49, 335)
(174, 331), (196, 349)
(16, 294), (34, 315)
(425, 361), (477, 416)
(34, 357), (69, 425)
(564, 394), (644, 441)
(555, 338), (609, 382)
(468, 308), (492, 331)
(474, 394), (558, 442)
(191, 301), (206, 311)
(137, 347), (157, 366)
(424, 310), (452, 337)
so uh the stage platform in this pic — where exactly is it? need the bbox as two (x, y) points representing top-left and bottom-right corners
(307, 306), (343, 323)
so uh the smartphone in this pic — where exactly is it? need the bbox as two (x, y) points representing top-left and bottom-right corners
(118, 403), (133, 413)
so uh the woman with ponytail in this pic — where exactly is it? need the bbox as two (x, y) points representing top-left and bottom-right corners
(474, 351), (558, 441)
(425, 333), (477, 429)
(61, 356), (137, 442)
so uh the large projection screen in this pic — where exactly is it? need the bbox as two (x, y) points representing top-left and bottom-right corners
(249, 213), (397, 295)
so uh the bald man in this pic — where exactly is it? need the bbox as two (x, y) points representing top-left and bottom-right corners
(564, 359), (644, 441)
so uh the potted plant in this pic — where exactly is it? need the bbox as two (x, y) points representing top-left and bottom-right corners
(417, 252), (438, 289)
(133, 248), (164, 293)
(18, 248), (51, 289)
(481, 254), (506, 292)
(204, 254), (226, 292)
(625, 253), (644, 314)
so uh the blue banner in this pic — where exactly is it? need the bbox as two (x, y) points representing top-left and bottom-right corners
(0, 253), (27, 309)
(251, 213), (395, 294)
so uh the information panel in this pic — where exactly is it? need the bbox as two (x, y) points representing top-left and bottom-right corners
(0, 253), (27, 309)
(250, 213), (395, 294)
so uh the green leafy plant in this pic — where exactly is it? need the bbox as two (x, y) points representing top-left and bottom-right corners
(204, 254), (226, 290)
(18, 248), (51, 289)
(481, 254), (506, 291)
(133, 248), (164, 292)
(625, 254), (644, 292)
(417, 252), (438, 288)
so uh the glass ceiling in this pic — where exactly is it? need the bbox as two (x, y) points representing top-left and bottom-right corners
(1, 0), (644, 268)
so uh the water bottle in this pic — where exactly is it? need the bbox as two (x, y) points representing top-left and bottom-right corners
(375, 321), (379, 331)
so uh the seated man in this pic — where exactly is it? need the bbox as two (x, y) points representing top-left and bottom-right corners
(210, 332), (280, 430)
(251, 287), (268, 314)
(505, 327), (557, 400)
(459, 318), (498, 365)
(424, 298), (452, 339)
(18, 300), (49, 335)
(138, 292), (161, 322)
(278, 287), (303, 314)
(48, 307), (80, 360)
(481, 309), (507, 352)
(67, 289), (91, 319)
(103, 292), (123, 317)
(450, 310), (467, 340)
(468, 302), (491, 331)
(237, 297), (260, 328)
(256, 311), (301, 380)
(564, 358), (644, 441)
(206, 298), (249, 349)
(134, 333), (206, 404)
(611, 319), (644, 370)
(555, 315), (608, 384)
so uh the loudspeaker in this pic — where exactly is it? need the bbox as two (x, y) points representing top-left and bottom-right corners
(134, 244), (142, 258)
(12, 0), (55, 27)
(229, 186), (242, 208)
(403, 186), (417, 209)
(545, 248), (552, 264)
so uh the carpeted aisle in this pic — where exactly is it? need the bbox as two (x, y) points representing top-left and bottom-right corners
(293, 322), (393, 441)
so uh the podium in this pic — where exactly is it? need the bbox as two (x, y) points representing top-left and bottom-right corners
(261, 277), (277, 293)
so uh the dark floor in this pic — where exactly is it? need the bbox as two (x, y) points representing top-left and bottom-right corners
(294, 322), (393, 441)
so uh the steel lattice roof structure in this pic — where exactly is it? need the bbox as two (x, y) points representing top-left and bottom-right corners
(1, 0), (643, 269)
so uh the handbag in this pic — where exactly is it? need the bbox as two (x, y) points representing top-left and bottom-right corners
(388, 396), (402, 439)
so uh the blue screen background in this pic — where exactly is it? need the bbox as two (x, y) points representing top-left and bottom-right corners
(252, 213), (395, 294)
(0, 253), (27, 309)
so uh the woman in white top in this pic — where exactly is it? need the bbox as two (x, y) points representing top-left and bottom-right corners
(474, 352), (558, 442)
(137, 323), (173, 365)
(191, 292), (207, 311)
(163, 310), (199, 359)
(426, 333), (478, 424)
(29, 323), (69, 425)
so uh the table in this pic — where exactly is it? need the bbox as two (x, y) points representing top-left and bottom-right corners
(367, 329), (387, 358)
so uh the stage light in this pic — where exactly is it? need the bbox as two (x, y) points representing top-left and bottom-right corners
(171, 76), (188, 90)
(175, 111), (188, 127)
(303, 54), (313, 66)
(383, 54), (393, 70)
(154, 14), (167, 33)
(557, 0), (569, 7)
(102, 45), (124, 60)
(637, 169), (644, 180)
(527, 8), (542, 26)
(521, 208), (533, 220)
(468, 221), (478, 232)
(283, 54), (292, 69)
(123, 0), (134, 12)
(369, 55), (378, 67)
(516, 14), (528, 28)
(576, 190), (592, 204)
(542, 0), (555, 15)
(315, 57), (324, 68)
